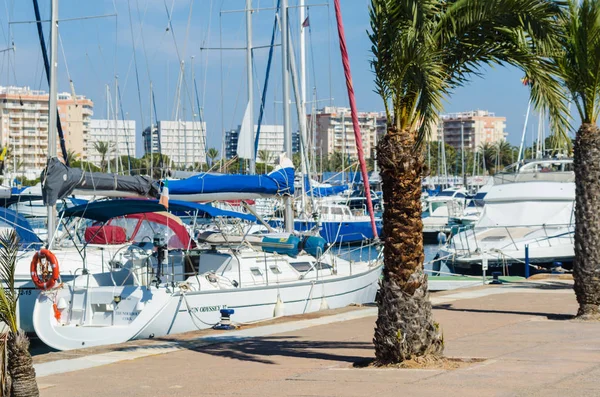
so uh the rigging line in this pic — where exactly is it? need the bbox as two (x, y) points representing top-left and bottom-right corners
(151, 89), (164, 172)
(181, 0), (194, 63)
(112, 0), (118, 92)
(117, 83), (133, 175)
(307, 7), (319, 97)
(219, 1), (225, 165)
(134, 0), (153, 85)
(127, 0), (145, 132)
(327, 0), (332, 107)
(58, 33), (73, 84)
(200, 0), (215, 105)
(163, 0), (183, 63)
(254, 0), (280, 157)
(31, 0), (69, 165)
(0, 0), (9, 45)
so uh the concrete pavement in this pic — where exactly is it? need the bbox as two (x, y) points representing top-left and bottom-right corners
(35, 278), (600, 397)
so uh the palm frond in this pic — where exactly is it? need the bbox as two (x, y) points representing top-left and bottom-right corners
(0, 230), (20, 334)
(555, 0), (600, 125)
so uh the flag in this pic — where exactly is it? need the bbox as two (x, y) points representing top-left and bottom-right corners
(0, 147), (6, 161)
(302, 16), (310, 28)
(159, 179), (169, 209)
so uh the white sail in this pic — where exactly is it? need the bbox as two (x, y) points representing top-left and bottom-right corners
(237, 102), (254, 159)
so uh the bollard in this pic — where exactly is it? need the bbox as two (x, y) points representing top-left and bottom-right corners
(524, 244), (530, 279)
(482, 256), (488, 285)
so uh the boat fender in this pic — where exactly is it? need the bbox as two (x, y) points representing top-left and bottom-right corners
(30, 248), (60, 290)
(437, 232), (447, 245)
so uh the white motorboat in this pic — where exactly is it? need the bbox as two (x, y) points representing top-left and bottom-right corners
(422, 187), (468, 241)
(438, 159), (575, 276)
(31, 199), (383, 350)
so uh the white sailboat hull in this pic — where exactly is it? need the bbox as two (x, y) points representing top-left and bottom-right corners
(33, 265), (382, 351)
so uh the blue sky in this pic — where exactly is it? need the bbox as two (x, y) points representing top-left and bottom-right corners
(1, 0), (535, 158)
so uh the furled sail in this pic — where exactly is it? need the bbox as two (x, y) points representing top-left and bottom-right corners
(168, 155), (295, 201)
(41, 157), (160, 205)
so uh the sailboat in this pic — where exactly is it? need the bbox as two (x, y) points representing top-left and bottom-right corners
(30, 0), (383, 350)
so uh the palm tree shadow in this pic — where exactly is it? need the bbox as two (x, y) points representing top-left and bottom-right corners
(157, 336), (373, 365)
(433, 304), (574, 320)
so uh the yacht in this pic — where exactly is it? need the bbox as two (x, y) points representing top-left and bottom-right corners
(438, 159), (574, 276)
(422, 187), (468, 242)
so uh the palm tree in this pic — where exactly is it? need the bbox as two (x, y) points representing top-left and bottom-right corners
(65, 149), (79, 165)
(369, 0), (566, 364)
(478, 143), (496, 174)
(494, 141), (513, 170)
(551, 0), (600, 319)
(206, 148), (219, 168)
(93, 141), (113, 172)
(257, 149), (274, 165)
(0, 230), (38, 396)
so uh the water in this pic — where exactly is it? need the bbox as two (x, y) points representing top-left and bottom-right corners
(333, 244), (440, 269)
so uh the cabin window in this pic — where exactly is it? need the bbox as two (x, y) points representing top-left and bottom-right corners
(269, 265), (282, 274)
(315, 262), (333, 270)
(290, 262), (313, 272)
(331, 207), (344, 216)
(250, 267), (263, 276)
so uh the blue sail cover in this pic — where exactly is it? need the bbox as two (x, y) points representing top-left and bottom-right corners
(168, 166), (295, 201)
(303, 176), (348, 198)
(0, 208), (42, 247)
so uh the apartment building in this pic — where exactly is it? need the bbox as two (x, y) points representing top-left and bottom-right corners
(440, 110), (507, 150)
(0, 86), (92, 175)
(310, 106), (378, 160)
(224, 125), (300, 161)
(142, 120), (206, 167)
(88, 119), (136, 167)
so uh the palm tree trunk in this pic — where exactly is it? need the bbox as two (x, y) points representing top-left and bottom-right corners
(573, 123), (600, 319)
(8, 330), (38, 397)
(374, 128), (443, 364)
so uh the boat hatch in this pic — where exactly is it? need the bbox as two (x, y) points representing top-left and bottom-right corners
(481, 236), (507, 242)
(250, 267), (263, 276)
(269, 265), (282, 274)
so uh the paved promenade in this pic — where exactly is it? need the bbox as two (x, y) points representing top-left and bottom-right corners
(35, 278), (600, 397)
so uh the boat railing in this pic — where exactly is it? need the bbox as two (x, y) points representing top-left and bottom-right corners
(492, 171), (574, 185)
(449, 223), (574, 255)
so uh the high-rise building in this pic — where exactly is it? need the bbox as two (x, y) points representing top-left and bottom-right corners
(88, 120), (136, 167)
(0, 86), (93, 175)
(440, 110), (507, 150)
(224, 125), (299, 160)
(375, 113), (441, 143)
(142, 120), (206, 167)
(58, 92), (94, 162)
(310, 106), (379, 160)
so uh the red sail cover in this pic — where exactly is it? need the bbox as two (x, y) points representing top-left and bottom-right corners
(333, 0), (378, 238)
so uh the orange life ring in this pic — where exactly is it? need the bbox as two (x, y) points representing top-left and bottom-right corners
(30, 249), (60, 290)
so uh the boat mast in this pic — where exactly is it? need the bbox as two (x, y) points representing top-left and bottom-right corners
(461, 121), (466, 188)
(517, 99), (532, 166)
(246, 0), (255, 174)
(300, 0), (306, 117)
(281, 0), (293, 232)
(150, 81), (153, 177)
(47, 0), (58, 246)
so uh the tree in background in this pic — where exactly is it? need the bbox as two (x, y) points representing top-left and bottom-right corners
(206, 148), (219, 169)
(93, 141), (113, 172)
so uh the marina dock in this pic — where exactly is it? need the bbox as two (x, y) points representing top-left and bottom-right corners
(34, 276), (600, 397)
